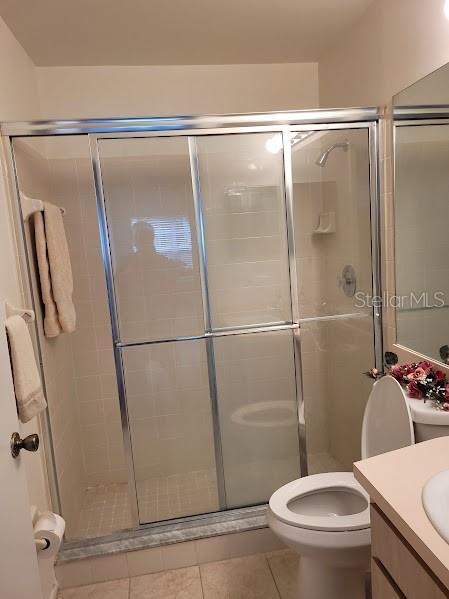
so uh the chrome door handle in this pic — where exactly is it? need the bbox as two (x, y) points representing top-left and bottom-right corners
(10, 432), (39, 458)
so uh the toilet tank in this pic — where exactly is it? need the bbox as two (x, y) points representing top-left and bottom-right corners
(406, 396), (449, 443)
(414, 422), (449, 442)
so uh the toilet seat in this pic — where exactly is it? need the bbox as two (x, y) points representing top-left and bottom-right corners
(269, 472), (370, 532)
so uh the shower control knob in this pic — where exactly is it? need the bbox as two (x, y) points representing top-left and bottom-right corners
(10, 432), (40, 458)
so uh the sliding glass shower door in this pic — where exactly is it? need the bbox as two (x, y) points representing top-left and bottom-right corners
(194, 133), (300, 508)
(96, 132), (302, 524)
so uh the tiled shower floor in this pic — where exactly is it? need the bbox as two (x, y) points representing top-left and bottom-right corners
(74, 469), (219, 539)
(74, 483), (133, 539)
(73, 456), (344, 539)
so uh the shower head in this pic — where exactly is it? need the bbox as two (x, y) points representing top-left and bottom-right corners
(315, 140), (349, 167)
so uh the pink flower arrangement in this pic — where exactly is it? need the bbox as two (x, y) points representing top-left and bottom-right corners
(406, 380), (424, 399)
(365, 353), (449, 410)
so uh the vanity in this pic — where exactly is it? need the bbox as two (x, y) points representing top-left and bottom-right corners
(354, 437), (449, 598)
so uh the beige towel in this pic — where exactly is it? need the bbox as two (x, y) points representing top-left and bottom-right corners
(34, 211), (61, 337)
(34, 202), (76, 336)
(5, 315), (47, 423)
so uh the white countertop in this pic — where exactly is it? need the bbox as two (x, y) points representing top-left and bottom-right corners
(354, 437), (449, 589)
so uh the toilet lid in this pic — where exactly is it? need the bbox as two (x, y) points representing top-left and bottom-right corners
(361, 375), (414, 459)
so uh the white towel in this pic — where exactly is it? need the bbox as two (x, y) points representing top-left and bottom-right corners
(5, 315), (47, 423)
(34, 202), (76, 337)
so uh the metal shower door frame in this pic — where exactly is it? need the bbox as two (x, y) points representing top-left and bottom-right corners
(89, 119), (382, 528)
(89, 128), (305, 527)
(3, 107), (382, 536)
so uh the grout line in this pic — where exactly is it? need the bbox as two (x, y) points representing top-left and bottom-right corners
(197, 563), (206, 599)
(265, 555), (282, 599)
(127, 576), (131, 599)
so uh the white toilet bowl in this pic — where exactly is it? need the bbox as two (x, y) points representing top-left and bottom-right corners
(268, 376), (418, 599)
(269, 473), (370, 599)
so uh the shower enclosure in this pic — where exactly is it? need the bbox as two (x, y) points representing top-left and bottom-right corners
(3, 109), (382, 543)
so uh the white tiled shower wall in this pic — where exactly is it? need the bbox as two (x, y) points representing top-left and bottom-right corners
(47, 146), (126, 488)
(13, 141), (86, 537)
(13, 137), (127, 537)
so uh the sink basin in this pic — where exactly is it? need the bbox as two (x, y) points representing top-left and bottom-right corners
(422, 469), (449, 543)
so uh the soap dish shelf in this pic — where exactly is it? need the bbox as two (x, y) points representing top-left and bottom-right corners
(313, 212), (336, 234)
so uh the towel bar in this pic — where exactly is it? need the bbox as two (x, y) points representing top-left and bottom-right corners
(5, 301), (35, 322)
(20, 192), (66, 221)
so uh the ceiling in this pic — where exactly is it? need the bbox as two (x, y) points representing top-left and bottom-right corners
(0, 0), (373, 66)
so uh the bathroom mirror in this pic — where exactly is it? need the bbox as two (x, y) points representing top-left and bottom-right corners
(393, 62), (449, 363)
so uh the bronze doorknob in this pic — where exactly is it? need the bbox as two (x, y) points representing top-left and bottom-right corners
(10, 432), (39, 458)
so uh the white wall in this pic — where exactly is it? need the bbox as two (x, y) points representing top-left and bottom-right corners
(0, 18), (39, 121)
(0, 17), (49, 512)
(319, 0), (449, 107)
(36, 63), (318, 119)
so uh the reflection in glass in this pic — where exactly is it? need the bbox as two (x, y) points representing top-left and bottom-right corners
(395, 124), (449, 361)
(99, 137), (204, 342)
(214, 330), (300, 508)
(131, 217), (193, 268)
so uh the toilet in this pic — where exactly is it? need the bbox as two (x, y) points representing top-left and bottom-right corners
(268, 375), (449, 599)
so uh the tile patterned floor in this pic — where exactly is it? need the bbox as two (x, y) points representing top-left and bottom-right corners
(74, 470), (219, 539)
(59, 550), (299, 599)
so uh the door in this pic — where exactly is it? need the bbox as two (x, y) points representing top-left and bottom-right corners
(93, 131), (302, 525)
(193, 133), (301, 508)
(0, 171), (42, 599)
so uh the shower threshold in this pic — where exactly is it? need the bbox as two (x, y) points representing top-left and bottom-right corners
(59, 504), (268, 563)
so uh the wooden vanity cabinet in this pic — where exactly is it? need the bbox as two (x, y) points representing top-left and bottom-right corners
(370, 504), (449, 598)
